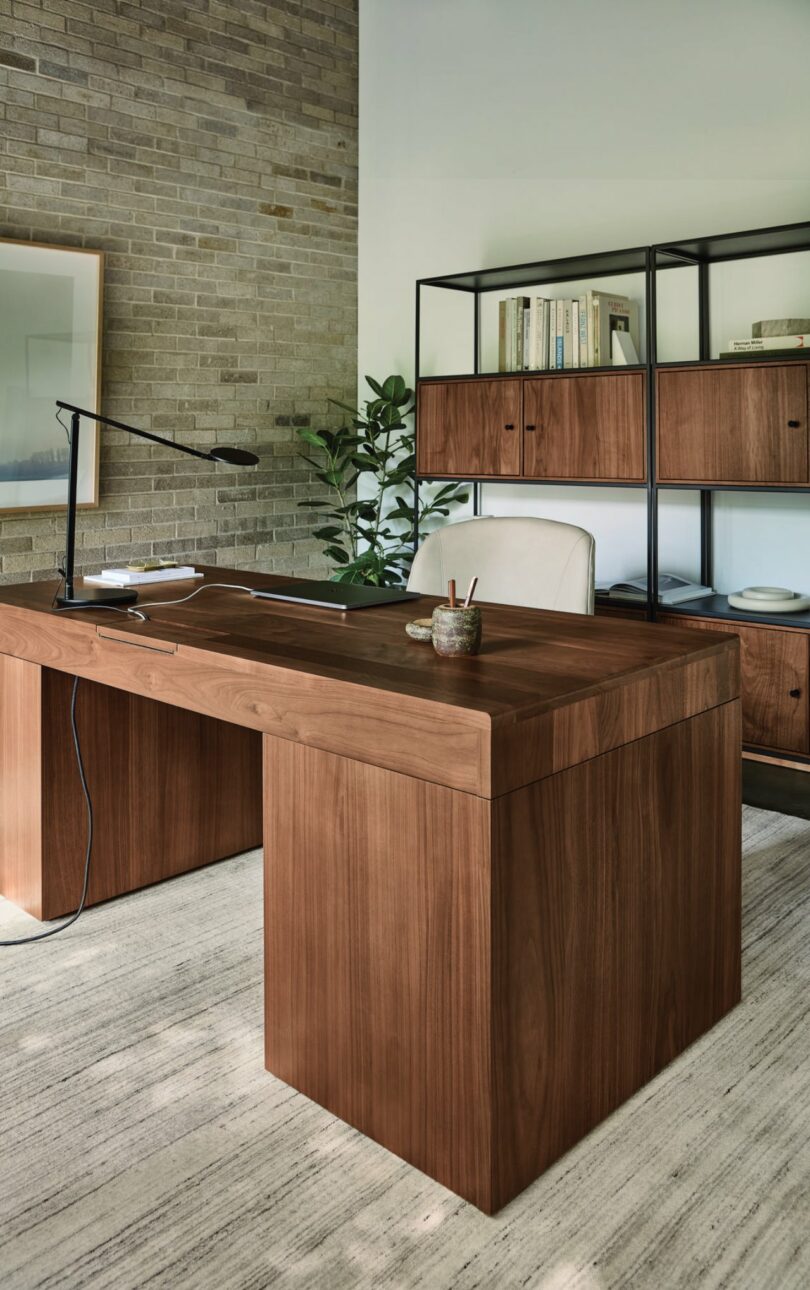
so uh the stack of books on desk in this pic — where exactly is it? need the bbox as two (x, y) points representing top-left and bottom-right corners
(84, 566), (202, 588)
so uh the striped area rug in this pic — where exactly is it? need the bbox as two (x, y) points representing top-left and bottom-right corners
(1, 804), (809, 1289)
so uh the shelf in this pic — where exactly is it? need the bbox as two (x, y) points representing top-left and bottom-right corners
(659, 594), (810, 631)
(418, 245), (649, 294)
(655, 220), (810, 268)
(656, 355), (810, 369)
(418, 365), (646, 382)
(658, 482), (810, 494)
(419, 476), (648, 490)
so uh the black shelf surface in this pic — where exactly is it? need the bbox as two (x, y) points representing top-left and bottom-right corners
(658, 481), (810, 494)
(660, 594), (810, 630)
(418, 364), (646, 382)
(656, 354), (810, 369)
(419, 245), (649, 293)
(655, 220), (810, 267)
(418, 476), (647, 490)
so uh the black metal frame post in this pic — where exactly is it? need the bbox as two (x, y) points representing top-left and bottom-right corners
(62, 410), (81, 602)
(645, 248), (658, 620)
(697, 260), (713, 588)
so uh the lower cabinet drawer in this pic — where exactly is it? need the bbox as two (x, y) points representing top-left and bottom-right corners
(659, 616), (810, 754)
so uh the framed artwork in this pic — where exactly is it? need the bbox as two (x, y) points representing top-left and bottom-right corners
(0, 238), (103, 512)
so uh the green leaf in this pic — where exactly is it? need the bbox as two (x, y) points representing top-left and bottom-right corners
(298, 430), (328, 450)
(364, 375), (385, 398)
(381, 374), (407, 402)
(313, 525), (343, 540)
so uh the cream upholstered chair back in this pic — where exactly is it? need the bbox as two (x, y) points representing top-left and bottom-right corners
(407, 516), (595, 614)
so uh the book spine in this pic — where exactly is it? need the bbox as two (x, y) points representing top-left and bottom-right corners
(592, 296), (600, 366)
(507, 298), (515, 371)
(527, 298), (537, 371)
(578, 295), (588, 367)
(572, 301), (580, 368)
(542, 299), (550, 369)
(556, 300), (564, 368)
(522, 299), (530, 370)
(498, 300), (507, 371)
(563, 299), (573, 369)
(548, 299), (556, 369)
(728, 335), (809, 351)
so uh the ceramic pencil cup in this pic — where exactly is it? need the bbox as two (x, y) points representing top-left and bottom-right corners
(431, 603), (482, 657)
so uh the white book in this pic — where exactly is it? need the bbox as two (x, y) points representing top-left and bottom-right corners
(527, 298), (537, 371)
(728, 334), (810, 351)
(556, 299), (565, 368)
(547, 299), (556, 369)
(85, 566), (202, 588)
(572, 301), (580, 368)
(522, 300), (531, 370)
(563, 300), (573, 369)
(537, 298), (549, 369)
(578, 294), (589, 367)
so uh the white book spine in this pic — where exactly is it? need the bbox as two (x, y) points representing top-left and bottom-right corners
(572, 301), (580, 368)
(728, 335), (810, 351)
(578, 295), (588, 367)
(556, 300), (565, 368)
(522, 300), (530, 370)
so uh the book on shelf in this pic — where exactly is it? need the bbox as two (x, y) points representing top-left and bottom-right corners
(495, 290), (641, 371)
(563, 299), (574, 369)
(752, 318), (810, 338)
(719, 347), (810, 361)
(727, 334), (809, 352)
(597, 573), (713, 606)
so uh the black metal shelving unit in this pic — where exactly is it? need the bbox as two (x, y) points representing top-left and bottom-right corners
(414, 220), (810, 636)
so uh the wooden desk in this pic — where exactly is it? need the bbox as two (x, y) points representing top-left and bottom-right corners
(0, 568), (741, 1213)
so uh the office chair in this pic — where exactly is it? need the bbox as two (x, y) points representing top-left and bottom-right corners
(408, 515), (595, 614)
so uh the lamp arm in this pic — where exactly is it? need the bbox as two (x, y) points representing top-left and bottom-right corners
(56, 401), (214, 462)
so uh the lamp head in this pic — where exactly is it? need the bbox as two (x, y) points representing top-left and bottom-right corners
(208, 445), (259, 466)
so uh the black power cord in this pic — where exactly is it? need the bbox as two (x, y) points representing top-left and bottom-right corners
(0, 676), (94, 946)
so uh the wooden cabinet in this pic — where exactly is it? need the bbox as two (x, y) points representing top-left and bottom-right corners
(417, 378), (521, 477)
(658, 615), (809, 754)
(656, 363), (809, 485)
(416, 371), (644, 481)
(523, 372), (645, 480)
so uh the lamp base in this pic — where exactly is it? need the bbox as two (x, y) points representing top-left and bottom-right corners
(56, 585), (139, 609)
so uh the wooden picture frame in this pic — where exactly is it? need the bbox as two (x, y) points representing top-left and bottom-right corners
(0, 238), (103, 513)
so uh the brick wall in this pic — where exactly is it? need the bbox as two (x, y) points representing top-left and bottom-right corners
(0, 0), (357, 583)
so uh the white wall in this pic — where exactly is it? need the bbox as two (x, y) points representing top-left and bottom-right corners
(359, 0), (810, 592)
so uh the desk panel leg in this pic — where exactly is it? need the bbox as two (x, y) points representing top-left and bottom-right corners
(0, 655), (263, 920)
(263, 733), (495, 1211)
(263, 702), (741, 1215)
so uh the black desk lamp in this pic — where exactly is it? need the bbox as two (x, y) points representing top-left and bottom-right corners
(55, 400), (259, 609)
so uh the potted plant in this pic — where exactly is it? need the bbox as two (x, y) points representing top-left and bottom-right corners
(297, 374), (468, 586)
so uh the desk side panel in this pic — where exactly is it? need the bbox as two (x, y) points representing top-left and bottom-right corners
(263, 735), (495, 1211)
(38, 670), (263, 919)
(492, 700), (742, 1210)
(0, 654), (44, 918)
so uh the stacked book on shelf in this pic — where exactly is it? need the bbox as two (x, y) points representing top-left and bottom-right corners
(721, 316), (810, 360)
(498, 291), (640, 372)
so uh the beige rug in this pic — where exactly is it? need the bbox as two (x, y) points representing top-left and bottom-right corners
(1, 805), (809, 1289)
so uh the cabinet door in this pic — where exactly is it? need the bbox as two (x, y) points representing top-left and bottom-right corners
(522, 373), (645, 480)
(417, 379), (521, 477)
(659, 616), (809, 753)
(657, 365), (808, 484)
